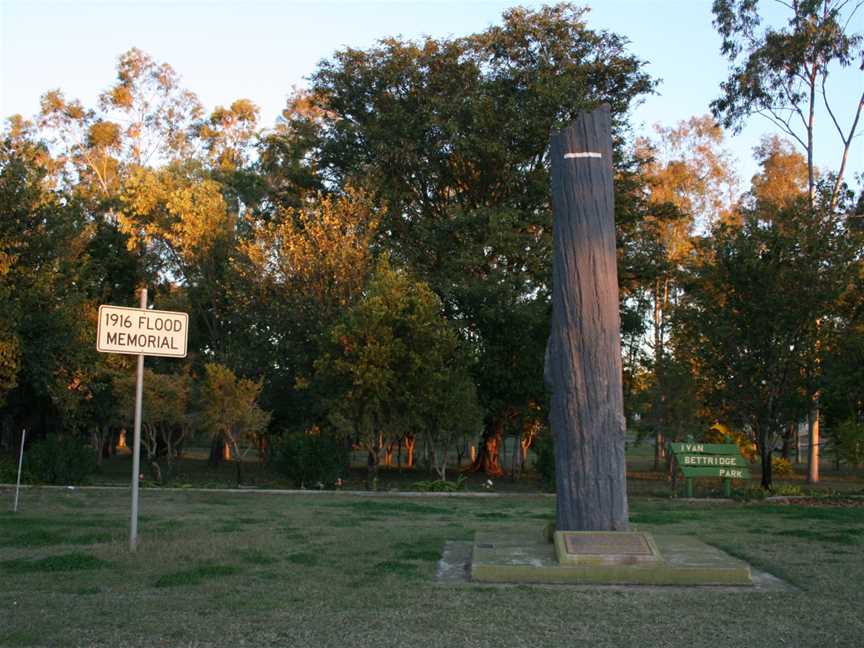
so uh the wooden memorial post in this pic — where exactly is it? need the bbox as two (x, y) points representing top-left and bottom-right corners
(546, 105), (629, 532)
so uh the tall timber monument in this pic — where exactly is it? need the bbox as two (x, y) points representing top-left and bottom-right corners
(545, 104), (629, 532)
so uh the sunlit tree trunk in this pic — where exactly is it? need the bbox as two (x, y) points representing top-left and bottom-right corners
(467, 420), (505, 477)
(808, 403), (820, 484)
(404, 434), (416, 468)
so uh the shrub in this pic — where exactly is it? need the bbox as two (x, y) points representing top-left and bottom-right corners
(28, 435), (97, 485)
(412, 475), (466, 492)
(273, 429), (347, 488)
(701, 426), (758, 461)
(770, 484), (803, 497)
(772, 456), (793, 477)
(832, 420), (864, 467)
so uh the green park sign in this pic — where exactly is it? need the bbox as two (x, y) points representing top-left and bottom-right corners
(668, 441), (751, 497)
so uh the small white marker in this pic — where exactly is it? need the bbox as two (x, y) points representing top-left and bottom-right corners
(564, 152), (602, 159)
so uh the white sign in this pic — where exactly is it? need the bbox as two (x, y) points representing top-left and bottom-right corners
(97, 304), (188, 358)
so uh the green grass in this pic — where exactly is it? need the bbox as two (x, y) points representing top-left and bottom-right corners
(154, 563), (241, 588)
(1, 552), (108, 574)
(2, 487), (864, 647)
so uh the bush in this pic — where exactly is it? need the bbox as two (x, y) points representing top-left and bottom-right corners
(532, 431), (555, 491)
(28, 435), (97, 485)
(273, 429), (347, 488)
(701, 426), (758, 461)
(412, 475), (466, 492)
(832, 420), (864, 467)
(0, 455), (24, 483)
(772, 456), (793, 477)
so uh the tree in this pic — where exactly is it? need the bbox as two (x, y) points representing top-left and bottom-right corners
(632, 115), (738, 467)
(269, 3), (655, 473)
(675, 195), (857, 488)
(313, 257), (480, 484)
(196, 363), (271, 485)
(113, 368), (192, 482)
(711, 0), (864, 207)
(0, 135), (95, 442)
(118, 161), (236, 356)
(749, 134), (810, 209)
(233, 189), (380, 427)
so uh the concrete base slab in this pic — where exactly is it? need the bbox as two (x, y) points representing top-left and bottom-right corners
(437, 541), (794, 592)
(470, 533), (754, 586)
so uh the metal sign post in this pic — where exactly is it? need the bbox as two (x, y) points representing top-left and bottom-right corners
(13, 428), (26, 512)
(129, 287), (146, 551)
(96, 288), (188, 552)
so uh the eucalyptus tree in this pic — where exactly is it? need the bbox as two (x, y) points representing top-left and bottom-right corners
(266, 3), (655, 472)
(675, 191), (859, 488)
(711, 0), (863, 208)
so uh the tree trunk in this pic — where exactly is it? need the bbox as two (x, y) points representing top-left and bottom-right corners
(760, 443), (773, 490)
(208, 436), (224, 466)
(808, 403), (820, 483)
(781, 423), (793, 461)
(546, 106), (629, 532)
(404, 434), (416, 468)
(466, 422), (505, 477)
(652, 276), (667, 470)
(366, 447), (380, 489)
(231, 440), (243, 486)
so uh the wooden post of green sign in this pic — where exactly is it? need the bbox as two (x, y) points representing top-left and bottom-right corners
(685, 478), (693, 498)
(723, 478), (732, 498)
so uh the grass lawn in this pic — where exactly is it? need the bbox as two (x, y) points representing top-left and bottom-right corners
(2, 488), (864, 647)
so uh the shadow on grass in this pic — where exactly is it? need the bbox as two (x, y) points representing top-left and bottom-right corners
(372, 559), (422, 579)
(0, 528), (114, 548)
(1, 552), (108, 574)
(394, 537), (443, 561)
(284, 552), (318, 566)
(774, 527), (862, 545)
(324, 500), (449, 516)
(154, 563), (241, 588)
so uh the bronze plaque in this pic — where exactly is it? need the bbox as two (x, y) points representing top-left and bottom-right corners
(564, 532), (653, 556)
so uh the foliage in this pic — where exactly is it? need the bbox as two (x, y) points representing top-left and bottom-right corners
(314, 257), (481, 480)
(411, 476), (467, 493)
(748, 135), (809, 209)
(532, 430), (556, 491)
(702, 424), (758, 461)
(273, 3), (656, 452)
(831, 419), (864, 467)
(675, 197), (857, 487)
(772, 456), (794, 477)
(196, 363), (271, 484)
(711, 0), (864, 206)
(27, 435), (97, 485)
(113, 367), (192, 482)
(273, 428), (347, 489)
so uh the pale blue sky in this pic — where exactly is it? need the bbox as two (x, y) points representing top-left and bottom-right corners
(1, 0), (862, 189)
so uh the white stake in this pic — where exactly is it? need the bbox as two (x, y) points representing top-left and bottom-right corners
(130, 287), (146, 551)
(13, 428), (26, 512)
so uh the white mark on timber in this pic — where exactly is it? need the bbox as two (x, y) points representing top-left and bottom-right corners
(564, 152), (602, 159)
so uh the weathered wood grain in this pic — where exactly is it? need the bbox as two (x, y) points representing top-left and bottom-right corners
(546, 105), (629, 531)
